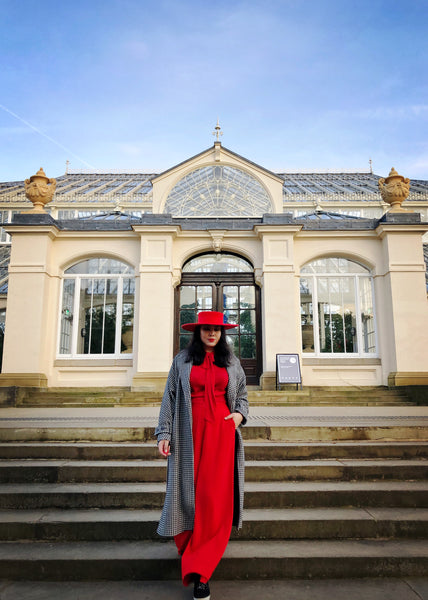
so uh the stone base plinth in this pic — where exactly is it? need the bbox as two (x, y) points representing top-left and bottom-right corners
(0, 373), (48, 388)
(388, 372), (428, 386)
(131, 372), (168, 393)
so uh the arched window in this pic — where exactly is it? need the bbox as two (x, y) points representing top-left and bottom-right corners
(58, 258), (135, 357)
(164, 166), (272, 216)
(300, 257), (376, 356)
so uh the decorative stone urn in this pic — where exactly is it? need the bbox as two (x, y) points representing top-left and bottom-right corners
(378, 167), (411, 212)
(24, 168), (57, 212)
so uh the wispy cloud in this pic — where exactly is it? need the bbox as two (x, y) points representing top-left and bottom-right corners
(0, 105), (96, 169)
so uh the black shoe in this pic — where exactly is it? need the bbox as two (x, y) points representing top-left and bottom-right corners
(193, 578), (210, 599)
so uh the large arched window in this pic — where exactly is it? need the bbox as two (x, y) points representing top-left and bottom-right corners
(58, 258), (135, 357)
(164, 165), (273, 216)
(300, 257), (376, 356)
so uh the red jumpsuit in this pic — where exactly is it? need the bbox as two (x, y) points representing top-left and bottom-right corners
(174, 351), (236, 585)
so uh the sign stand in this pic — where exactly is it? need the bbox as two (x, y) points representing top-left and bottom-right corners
(276, 354), (302, 390)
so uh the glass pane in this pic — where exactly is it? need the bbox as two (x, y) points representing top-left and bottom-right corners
(183, 253), (253, 273)
(342, 277), (357, 353)
(121, 278), (135, 354)
(180, 286), (196, 328)
(317, 277), (331, 353)
(78, 278), (117, 354)
(180, 334), (192, 350)
(240, 309), (256, 334)
(103, 301), (117, 353)
(224, 310), (239, 326)
(240, 286), (255, 308)
(359, 277), (376, 353)
(65, 258), (134, 275)
(226, 334), (240, 355)
(300, 277), (314, 352)
(77, 279), (93, 354)
(318, 277), (356, 354)
(301, 258), (369, 274)
(223, 286), (238, 309)
(240, 335), (256, 359)
(196, 286), (212, 310)
(59, 279), (75, 354)
(180, 286), (195, 308)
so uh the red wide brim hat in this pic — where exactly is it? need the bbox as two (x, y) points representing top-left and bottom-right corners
(181, 311), (238, 332)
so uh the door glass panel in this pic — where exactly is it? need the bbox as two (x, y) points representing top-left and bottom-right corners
(180, 286), (197, 327)
(196, 286), (212, 310)
(240, 286), (255, 308)
(225, 310), (239, 325)
(240, 335), (256, 358)
(223, 286), (238, 309)
(240, 309), (256, 333)
(226, 333), (240, 356)
(180, 334), (192, 350)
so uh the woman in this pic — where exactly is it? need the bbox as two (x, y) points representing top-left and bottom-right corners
(155, 311), (248, 600)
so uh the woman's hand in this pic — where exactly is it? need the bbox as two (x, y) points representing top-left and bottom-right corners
(158, 440), (171, 457)
(224, 412), (243, 429)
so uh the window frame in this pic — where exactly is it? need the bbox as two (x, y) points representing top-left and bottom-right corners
(300, 258), (378, 358)
(57, 260), (135, 359)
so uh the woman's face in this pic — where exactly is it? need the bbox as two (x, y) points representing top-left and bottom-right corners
(200, 325), (222, 351)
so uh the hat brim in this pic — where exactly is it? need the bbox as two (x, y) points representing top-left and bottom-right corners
(181, 322), (238, 332)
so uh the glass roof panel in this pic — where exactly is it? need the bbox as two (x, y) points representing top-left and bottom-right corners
(164, 166), (272, 216)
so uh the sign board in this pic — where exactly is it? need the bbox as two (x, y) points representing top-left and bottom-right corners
(276, 354), (302, 389)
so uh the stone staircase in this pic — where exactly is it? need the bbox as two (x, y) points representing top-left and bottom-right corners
(1, 386), (417, 407)
(0, 415), (427, 580)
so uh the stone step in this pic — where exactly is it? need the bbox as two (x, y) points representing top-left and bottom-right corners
(1, 441), (427, 460)
(245, 401), (414, 407)
(1, 458), (427, 483)
(16, 396), (414, 407)
(1, 481), (427, 510)
(2, 424), (427, 443)
(0, 539), (426, 580)
(0, 507), (427, 542)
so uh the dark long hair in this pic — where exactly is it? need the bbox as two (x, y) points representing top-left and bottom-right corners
(185, 326), (233, 367)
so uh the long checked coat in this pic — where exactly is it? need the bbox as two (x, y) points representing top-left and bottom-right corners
(155, 349), (249, 537)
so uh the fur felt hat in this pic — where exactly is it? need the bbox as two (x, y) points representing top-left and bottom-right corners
(181, 311), (238, 332)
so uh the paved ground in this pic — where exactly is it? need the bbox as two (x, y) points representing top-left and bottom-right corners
(0, 578), (427, 600)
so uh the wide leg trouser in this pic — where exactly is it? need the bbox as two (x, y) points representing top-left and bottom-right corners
(174, 400), (235, 586)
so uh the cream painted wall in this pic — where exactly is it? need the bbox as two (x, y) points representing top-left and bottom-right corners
(377, 227), (428, 374)
(1, 216), (427, 389)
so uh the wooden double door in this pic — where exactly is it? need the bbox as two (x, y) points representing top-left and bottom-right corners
(175, 272), (262, 385)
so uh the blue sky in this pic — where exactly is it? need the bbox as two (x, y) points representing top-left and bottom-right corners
(1, 0), (427, 181)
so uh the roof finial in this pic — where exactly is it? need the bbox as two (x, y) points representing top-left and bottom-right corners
(65, 159), (70, 175)
(369, 158), (373, 174)
(212, 118), (223, 142)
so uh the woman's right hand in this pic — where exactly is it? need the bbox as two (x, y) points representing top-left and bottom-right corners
(158, 440), (171, 457)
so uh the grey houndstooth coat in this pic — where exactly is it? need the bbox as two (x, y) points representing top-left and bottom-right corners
(155, 349), (249, 537)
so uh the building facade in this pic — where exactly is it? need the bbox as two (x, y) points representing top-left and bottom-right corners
(0, 142), (427, 390)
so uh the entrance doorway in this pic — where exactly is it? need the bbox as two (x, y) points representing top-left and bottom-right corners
(175, 253), (261, 385)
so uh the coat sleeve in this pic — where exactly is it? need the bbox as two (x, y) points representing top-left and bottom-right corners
(154, 356), (178, 443)
(233, 358), (249, 426)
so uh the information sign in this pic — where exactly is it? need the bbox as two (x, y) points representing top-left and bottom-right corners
(276, 354), (302, 389)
